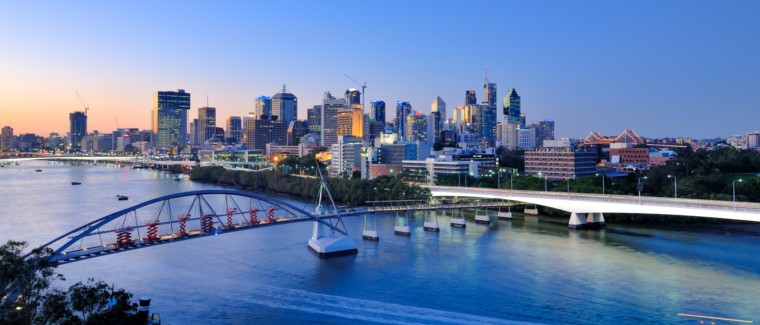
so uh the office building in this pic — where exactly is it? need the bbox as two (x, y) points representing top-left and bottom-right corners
(198, 107), (216, 144)
(518, 127), (538, 149)
(525, 146), (596, 180)
(337, 105), (364, 138)
(345, 89), (361, 109)
(243, 115), (287, 151)
(225, 116), (242, 144)
(152, 89), (191, 152)
(405, 111), (428, 142)
(307, 105), (321, 133)
(254, 96), (272, 119)
(537, 120), (555, 146)
(465, 90), (477, 106)
(504, 88), (521, 124)
(69, 111), (87, 152)
(321, 92), (344, 147)
(402, 158), (479, 184)
(287, 120), (307, 146)
(272, 85), (298, 123)
(395, 101), (412, 138)
(370, 100), (385, 125)
(330, 136), (363, 178)
(1, 126), (13, 151)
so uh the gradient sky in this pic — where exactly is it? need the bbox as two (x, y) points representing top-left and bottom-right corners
(1, 1), (758, 139)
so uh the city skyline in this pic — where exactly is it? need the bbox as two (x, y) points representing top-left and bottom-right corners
(1, 1), (759, 138)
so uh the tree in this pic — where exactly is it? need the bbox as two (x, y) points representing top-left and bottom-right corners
(0, 241), (138, 325)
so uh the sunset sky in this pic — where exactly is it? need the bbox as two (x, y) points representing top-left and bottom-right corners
(1, 1), (758, 138)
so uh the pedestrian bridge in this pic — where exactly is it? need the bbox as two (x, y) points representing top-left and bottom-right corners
(427, 186), (760, 228)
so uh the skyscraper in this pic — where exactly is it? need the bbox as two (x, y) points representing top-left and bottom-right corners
(465, 90), (477, 106)
(482, 81), (498, 143)
(504, 88), (521, 124)
(431, 96), (446, 142)
(405, 111), (428, 142)
(307, 105), (322, 133)
(483, 82), (497, 108)
(321, 92), (344, 147)
(198, 107), (216, 144)
(337, 105), (364, 138)
(243, 115), (287, 151)
(69, 111), (87, 152)
(272, 85), (298, 123)
(395, 101), (412, 138)
(1, 126), (13, 151)
(287, 120), (307, 146)
(537, 120), (555, 146)
(152, 89), (191, 152)
(370, 100), (386, 124)
(254, 96), (272, 119)
(225, 116), (242, 143)
(345, 89), (361, 108)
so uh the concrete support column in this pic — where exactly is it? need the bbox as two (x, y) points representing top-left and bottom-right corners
(568, 212), (588, 229)
(586, 212), (606, 228)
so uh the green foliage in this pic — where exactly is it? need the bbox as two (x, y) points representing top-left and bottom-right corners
(190, 167), (431, 205)
(0, 241), (137, 325)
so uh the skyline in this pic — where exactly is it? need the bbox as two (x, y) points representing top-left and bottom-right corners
(1, 1), (759, 138)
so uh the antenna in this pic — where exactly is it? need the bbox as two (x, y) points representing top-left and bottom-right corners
(485, 65), (489, 83)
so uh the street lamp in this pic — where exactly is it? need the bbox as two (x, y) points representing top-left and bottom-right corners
(596, 172), (606, 195)
(566, 175), (575, 197)
(733, 179), (743, 210)
(637, 176), (647, 204)
(538, 172), (547, 192)
(668, 175), (678, 199)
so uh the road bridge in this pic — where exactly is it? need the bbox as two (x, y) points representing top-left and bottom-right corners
(427, 186), (760, 228)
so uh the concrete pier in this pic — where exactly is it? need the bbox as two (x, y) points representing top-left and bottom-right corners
(308, 222), (358, 257)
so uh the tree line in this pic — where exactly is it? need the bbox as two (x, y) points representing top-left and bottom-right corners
(190, 166), (430, 206)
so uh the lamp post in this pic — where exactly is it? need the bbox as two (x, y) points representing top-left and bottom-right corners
(733, 179), (743, 210)
(668, 175), (678, 199)
(510, 172), (513, 192)
(637, 176), (647, 204)
(566, 175), (575, 197)
(596, 172), (605, 195)
(544, 176), (548, 192)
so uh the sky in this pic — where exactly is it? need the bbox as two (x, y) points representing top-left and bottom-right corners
(0, 1), (758, 139)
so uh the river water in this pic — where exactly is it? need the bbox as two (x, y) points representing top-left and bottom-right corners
(1, 161), (759, 324)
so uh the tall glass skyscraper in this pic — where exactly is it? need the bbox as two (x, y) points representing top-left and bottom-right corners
(198, 107), (216, 144)
(504, 88), (521, 125)
(152, 89), (191, 152)
(69, 111), (87, 152)
(254, 96), (272, 119)
(225, 116), (242, 144)
(370, 100), (386, 124)
(321, 92), (344, 147)
(465, 90), (477, 106)
(272, 85), (297, 123)
(395, 101), (412, 139)
(345, 89), (361, 108)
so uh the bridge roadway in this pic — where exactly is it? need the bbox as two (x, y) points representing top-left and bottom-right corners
(426, 185), (760, 228)
(1, 155), (265, 169)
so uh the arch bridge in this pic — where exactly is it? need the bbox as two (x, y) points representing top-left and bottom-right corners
(40, 190), (352, 264)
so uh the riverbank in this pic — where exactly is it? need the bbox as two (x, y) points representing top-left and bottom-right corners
(189, 166), (430, 206)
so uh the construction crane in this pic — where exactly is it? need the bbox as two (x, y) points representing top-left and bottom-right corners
(75, 90), (90, 116)
(343, 74), (367, 113)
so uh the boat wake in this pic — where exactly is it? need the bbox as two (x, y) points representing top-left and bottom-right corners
(217, 285), (539, 325)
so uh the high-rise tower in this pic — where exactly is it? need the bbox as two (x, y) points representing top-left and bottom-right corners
(465, 90), (477, 106)
(272, 85), (297, 123)
(152, 89), (191, 152)
(254, 96), (272, 119)
(395, 101), (412, 139)
(69, 111), (87, 152)
(370, 100), (386, 124)
(504, 88), (521, 124)
(198, 107), (216, 144)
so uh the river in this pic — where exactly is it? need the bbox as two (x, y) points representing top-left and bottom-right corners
(1, 161), (759, 324)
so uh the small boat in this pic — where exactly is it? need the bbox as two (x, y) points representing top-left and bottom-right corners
(116, 195), (129, 201)
(35, 169), (42, 172)
(71, 182), (82, 185)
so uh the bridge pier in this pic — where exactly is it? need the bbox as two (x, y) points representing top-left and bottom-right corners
(568, 212), (605, 229)
(450, 209), (466, 228)
(423, 210), (440, 232)
(524, 205), (539, 215)
(308, 221), (358, 257)
(474, 208), (490, 224)
(497, 206), (512, 220)
(394, 212), (411, 236)
(362, 214), (379, 241)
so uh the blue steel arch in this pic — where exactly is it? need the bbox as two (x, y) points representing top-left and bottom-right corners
(38, 189), (347, 262)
